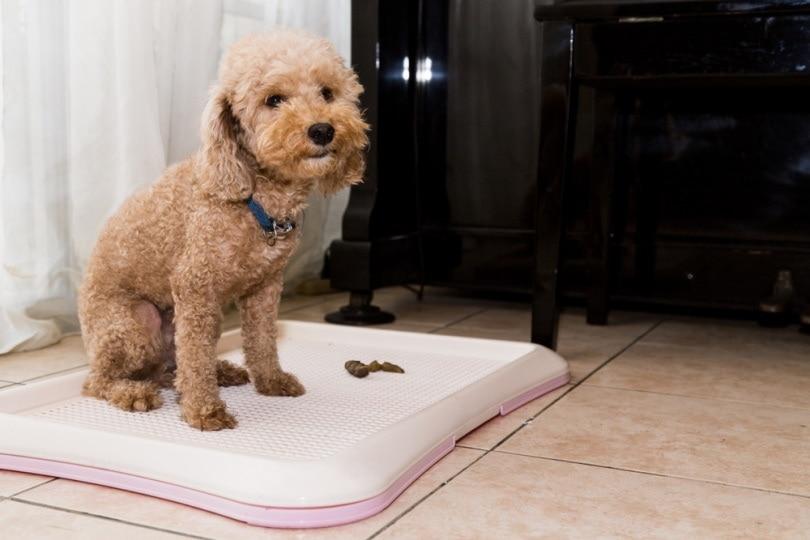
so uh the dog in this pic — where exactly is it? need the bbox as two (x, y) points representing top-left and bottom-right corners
(78, 30), (368, 430)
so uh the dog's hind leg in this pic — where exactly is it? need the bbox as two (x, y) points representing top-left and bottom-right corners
(81, 295), (166, 412)
(216, 359), (250, 386)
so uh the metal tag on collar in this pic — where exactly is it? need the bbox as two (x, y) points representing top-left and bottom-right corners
(267, 220), (295, 246)
(274, 220), (295, 237)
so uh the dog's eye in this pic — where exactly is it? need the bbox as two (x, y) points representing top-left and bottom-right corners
(320, 87), (334, 102)
(265, 94), (286, 108)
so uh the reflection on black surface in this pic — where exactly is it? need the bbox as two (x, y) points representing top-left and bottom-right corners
(347, 0), (810, 311)
(443, 0), (540, 230)
(628, 89), (810, 242)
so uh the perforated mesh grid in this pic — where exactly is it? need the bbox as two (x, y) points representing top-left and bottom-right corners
(33, 339), (506, 461)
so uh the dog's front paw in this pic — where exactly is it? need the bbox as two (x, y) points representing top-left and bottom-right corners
(255, 371), (305, 397)
(181, 401), (237, 431)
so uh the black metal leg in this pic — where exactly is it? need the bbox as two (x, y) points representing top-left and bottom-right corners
(325, 0), (396, 328)
(324, 290), (395, 325)
(586, 90), (620, 326)
(531, 21), (576, 350)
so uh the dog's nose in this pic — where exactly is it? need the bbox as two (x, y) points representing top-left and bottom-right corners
(308, 123), (335, 146)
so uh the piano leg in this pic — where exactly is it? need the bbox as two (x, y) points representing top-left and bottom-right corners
(531, 21), (576, 350)
(325, 291), (396, 326)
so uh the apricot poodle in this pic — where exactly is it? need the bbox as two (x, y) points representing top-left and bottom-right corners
(79, 31), (368, 430)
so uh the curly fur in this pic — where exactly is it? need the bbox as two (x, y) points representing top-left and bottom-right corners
(78, 31), (368, 430)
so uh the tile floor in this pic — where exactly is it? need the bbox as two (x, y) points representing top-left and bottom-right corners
(1, 287), (809, 538)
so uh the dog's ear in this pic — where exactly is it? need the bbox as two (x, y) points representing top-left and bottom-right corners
(196, 89), (255, 201)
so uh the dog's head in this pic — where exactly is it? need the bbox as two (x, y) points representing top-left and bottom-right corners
(197, 31), (368, 201)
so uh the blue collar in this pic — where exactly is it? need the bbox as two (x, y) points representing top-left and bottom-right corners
(246, 195), (296, 243)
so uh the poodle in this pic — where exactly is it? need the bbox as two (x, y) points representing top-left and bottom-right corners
(78, 31), (368, 430)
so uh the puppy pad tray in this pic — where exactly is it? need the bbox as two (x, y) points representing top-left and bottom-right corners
(0, 321), (568, 528)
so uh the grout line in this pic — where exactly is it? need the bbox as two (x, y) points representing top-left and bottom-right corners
(486, 386), (577, 452)
(21, 364), (89, 385)
(9, 478), (57, 498)
(488, 319), (666, 453)
(426, 307), (490, 335)
(278, 295), (335, 315)
(368, 319), (666, 537)
(366, 449), (490, 540)
(7, 498), (212, 539)
(452, 384), (576, 453)
(456, 443), (491, 451)
(490, 450), (810, 500)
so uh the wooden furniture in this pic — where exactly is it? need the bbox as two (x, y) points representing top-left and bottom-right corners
(532, 0), (810, 348)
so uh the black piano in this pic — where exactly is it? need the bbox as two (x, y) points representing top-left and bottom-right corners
(327, 0), (810, 348)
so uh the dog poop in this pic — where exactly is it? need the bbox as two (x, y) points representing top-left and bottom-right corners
(344, 360), (405, 377)
(367, 360), (383, 372)
(344, 360), (369, 378)
(381, 361), (405, 374)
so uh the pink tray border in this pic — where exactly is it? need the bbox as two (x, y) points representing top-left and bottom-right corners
(0, 372), (568, 529)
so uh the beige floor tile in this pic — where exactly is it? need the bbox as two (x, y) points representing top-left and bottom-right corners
(447, 306), (530, 333)
(378, 452), (810, 540)
(217, 314), (440, 355)
(500, 385), (810, 496)
(387, 287), (498, 307)
(279, 293), (338, 314)
(559, 309), (660, 342)
(16, 366), (88, 386)
(642, 318), (808, 351)
(0, 471), (52, 497)
(278, 307), (332, 324)
(434, 326), (623, 383)
(372, 286), (506, 309)
(284, 308), (440, 333)
(286, 289), (482, 328)
(374, 321), (447, 333)
(587, 342), (810, 409)
(0, 500), (178, 539)
(450, 307), (657, 342)
(0, 335), (87, 383)
(18, 447), (483, 539)
(458, 385), (572, 450)
(555, 336), (628, 383)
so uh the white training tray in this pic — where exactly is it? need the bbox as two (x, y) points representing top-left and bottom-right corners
(0, 321), (568, 528)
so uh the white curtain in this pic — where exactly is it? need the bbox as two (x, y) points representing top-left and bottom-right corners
(0, 0), (352, 353)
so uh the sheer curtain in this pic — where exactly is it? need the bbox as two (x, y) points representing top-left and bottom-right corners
(0, 0), (351, 353)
